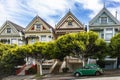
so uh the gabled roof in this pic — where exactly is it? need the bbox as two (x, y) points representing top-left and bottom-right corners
(0, 20), (24, 33)
(55, 11), (84, 29)
(89, 7), (120, 25)
(7, 20), (25, 32)
(25, 15), (53, 31)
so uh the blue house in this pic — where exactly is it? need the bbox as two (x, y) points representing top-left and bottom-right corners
(89, 7), (120, 69)
(89, 7), (120, 42)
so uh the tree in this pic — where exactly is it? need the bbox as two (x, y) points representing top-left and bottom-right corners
(54, 31), (106, 66)
(0, 43), (25, 75)
(31, 42), (46, 75)
(43, 41), (56, 59)
(109, 33), (120, 68)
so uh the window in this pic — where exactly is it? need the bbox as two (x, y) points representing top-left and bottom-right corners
(18, 39), (23, 46)
(67, 17), (73, 26)
(101, 17), (107, 24)
(106, 28), (113, 33)
(105, 33), (113, 41)
(101, 33), (104, 39)
(48, 35), (52, 41)
(7, 28), (11, 33)
(11, 39), (17, 44)
(31, 38), (35, 43)
(48, 35), (51, 38)
(41, 35), (46, 41)
(105, 28), (113, 41)
(68, 21), (72, 26)
(35, 24), (41, 31)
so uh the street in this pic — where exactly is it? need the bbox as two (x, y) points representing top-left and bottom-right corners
(42, 75), (120, 80)
(2, 75), (120, 80)
(2, 69), (120, 80)
(75, 76), (120, 80)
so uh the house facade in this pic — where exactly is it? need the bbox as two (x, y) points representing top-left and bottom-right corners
(89, 7), (120, 69)
(55, 11), (84, 39)
(1, 8), (120, 75)
(0, 20), (25, 46)
(89, 7), (120, 42)
(25, 15), (54, 44)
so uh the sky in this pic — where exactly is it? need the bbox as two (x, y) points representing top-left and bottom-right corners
(0, 0), (120, 28)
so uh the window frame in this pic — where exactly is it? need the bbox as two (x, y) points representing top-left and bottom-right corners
(41, 35), (46, 41)
(7, 28), (12, 33)
(101, 17), (107, 24)
(35, 24), (41, 31)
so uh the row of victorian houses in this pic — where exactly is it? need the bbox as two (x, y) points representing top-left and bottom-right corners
(0, 11), (84, 45)
(0, 6), (120, 75)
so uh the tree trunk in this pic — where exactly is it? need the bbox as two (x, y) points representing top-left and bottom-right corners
(36, 59), (43, 75)
(39, 61), (43, 75)
(82, 58), (86, 67)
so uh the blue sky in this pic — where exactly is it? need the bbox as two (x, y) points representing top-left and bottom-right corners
(0, 0), (120, 28)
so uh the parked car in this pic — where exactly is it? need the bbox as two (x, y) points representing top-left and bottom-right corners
(74, 64), (103, 77)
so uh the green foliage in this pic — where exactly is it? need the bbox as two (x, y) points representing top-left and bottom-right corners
(90, 38), (107, 60)
(0, 31), (108, 75)
(0, 43), (25, 75)
(32, 42), (46, 59)
(43, 41), (56, 59)
(53, 31), (107, 61)
(109, 33), (120, 57)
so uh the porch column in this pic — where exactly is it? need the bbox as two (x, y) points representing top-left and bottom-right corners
(17, 38), (19, 45)
(113, 28), (115, 36)
(9, 38), (11, 44)
(103, 28), (106, 40)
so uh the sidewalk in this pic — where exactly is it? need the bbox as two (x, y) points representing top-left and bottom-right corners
(103, 69), (120, 76)
(2, 69), (120, 80)
(2, 75), (35, 80)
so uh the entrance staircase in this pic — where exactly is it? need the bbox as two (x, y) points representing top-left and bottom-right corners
(49, 59), (62, 73)
(16, 64), (35, 75)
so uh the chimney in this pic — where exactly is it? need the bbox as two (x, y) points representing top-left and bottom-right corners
(116, 11), (117, 19)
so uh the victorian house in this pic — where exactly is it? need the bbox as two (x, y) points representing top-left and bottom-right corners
(19, 15), (54, 75)
(89, 7), (120, 42)
(0, 20), (25, 46)
(89, 7), (120, 69)
(55, 11), (84, 39)
(52, 11), (85, 73)
(25, 15), (54, 44)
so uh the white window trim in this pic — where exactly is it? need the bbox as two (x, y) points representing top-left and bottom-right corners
(100, 17), (108, 24)
(6, 28), (12, 33)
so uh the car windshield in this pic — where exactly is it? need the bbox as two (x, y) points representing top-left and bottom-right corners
(89, 65), (98, 69)
(84, 64), (100, 69)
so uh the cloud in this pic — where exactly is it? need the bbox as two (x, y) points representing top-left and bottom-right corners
(0, 0), (120, 28)
(0, 0), (35, 27)
(26, 0), (76, 26)
(75, 0), (120, 22)
(75, 0), (103, 18)
(0, 0), (76, 27)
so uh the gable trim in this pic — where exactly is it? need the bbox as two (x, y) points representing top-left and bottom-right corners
(55, 11), (84, 29)
(0, 21), (20, 35)
(89, 7), (120, 25)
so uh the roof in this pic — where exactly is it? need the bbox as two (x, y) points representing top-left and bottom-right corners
(26, 15), (54, 31)
(89, 7), (120, 25)
(55, 11), (84, 29)
(6, 20), (25, 32)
